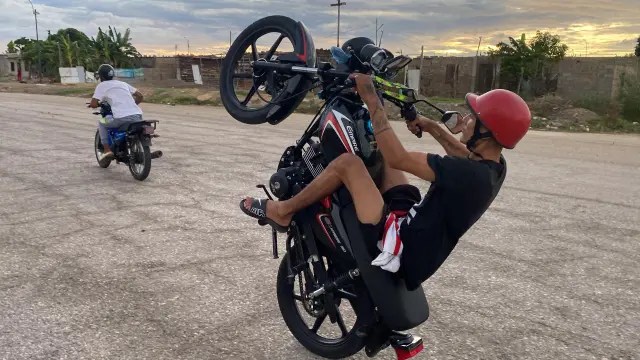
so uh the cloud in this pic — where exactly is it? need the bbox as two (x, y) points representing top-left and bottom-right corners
(0, 0), (638, 56)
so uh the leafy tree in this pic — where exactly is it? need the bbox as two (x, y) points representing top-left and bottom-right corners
(489, 31), (568, 95)
(635, 36), (639, 57)
(92, 26), (140, 67)
(6, 27), (141, 79)
(6, 41), (17, 53)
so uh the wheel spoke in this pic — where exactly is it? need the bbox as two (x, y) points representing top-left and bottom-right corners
(292, 294), (304, 302)
(241, 86), (258, 105)
(336, 289), (358, 300)
(311, 313), (327, 334)
(232, 72), (253, 79)
(265, 34), (285, 60)
(334, 309), (349, 337)
(251, 41), (258, 61)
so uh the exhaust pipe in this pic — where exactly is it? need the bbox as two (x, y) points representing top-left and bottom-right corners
(151, 150), (163, 159)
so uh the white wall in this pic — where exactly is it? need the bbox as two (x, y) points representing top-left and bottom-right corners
(59, 66), (86, 84)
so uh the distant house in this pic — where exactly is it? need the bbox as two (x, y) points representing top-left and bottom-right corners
(0, 53), (29, 79)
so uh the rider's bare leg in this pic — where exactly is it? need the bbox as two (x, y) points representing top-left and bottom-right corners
(379, 158), (410, 193)
(243, 153), (384, 226)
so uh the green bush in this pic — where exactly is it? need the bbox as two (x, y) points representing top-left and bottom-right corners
(618, 74), (640, 121)
(574, 95), (614, 117)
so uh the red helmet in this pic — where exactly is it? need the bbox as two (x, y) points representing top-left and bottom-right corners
(465, 89), (531, 149)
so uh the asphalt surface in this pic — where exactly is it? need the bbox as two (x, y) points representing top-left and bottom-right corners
(0, 92), (638, 360)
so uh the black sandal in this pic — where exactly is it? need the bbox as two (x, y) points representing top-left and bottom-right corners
(239, 198), (289, 233)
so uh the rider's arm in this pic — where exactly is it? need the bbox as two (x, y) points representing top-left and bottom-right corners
(132, 91), (143, 105)
(126, 83), (143, 104)
(411, 115), (470, 157)
(355, 75), (436, 182)
(88, 83), (103, 108)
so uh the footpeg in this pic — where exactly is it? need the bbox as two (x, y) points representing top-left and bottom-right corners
(390, 333), (423, 360)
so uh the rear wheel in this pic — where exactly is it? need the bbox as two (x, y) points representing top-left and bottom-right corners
(219, 15), (314, 125)
(94, 130), (111, 168)
(277, 252), (367, 359)
(128, 136), (151, 181)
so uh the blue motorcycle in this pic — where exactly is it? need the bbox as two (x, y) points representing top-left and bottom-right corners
(92, 102), (163, 181)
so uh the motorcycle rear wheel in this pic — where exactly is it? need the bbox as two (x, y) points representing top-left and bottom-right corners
(128, 137), (151, 181)
(276, 253), (367, 359)
(94, 130), (111, 168)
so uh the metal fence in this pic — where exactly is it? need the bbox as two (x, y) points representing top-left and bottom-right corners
(114, 68), (144, 79)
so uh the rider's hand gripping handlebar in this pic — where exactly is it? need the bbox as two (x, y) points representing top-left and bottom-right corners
(401, 104), (422, 138)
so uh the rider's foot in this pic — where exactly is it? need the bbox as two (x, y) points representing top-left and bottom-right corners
(99, 151), (114, 162)
(241, 197), (292, 229)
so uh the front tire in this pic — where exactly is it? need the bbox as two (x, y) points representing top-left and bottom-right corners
(219, 15), (313, 125)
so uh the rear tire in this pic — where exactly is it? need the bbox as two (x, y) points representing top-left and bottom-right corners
(94, 130), (111, 168)
(128, 137), (151, 181)
(276, 253), (367, 359)
(219, 15), (313, 125)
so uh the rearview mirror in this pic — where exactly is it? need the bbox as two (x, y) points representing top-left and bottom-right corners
(441, 111), (465, 134)
(383, 55), (412, 72)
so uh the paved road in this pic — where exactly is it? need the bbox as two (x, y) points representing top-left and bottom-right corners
(0, 92), (638, 360)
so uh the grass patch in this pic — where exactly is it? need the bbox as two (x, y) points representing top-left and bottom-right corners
(587, 117), (640, 133)
(53, 87), (94, 96)
(145, 88), (220, 106)
(427, 97), (464, 104)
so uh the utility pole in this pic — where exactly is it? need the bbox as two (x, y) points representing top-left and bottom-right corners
(184, 36), (190, 56)
(229, 31), (232, 48)
(27, 0), (41, 82)
(57, 42), (62, 66)
(476, 36), (483, 57)
(584, 40), (588, 57)
(330, 1), (346, 47)
(419, 45), (425, 96)
(472, 36), (482, 92)
(375, 18), (384, 46)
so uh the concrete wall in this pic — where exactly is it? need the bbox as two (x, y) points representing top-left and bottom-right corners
(136, 54), (640, 100)
(177, 56), (224, 87)
(142, 57), (179, 82)
(0, 55), (10, 76)
(0, 54), (27, 78)
(406, 56), (498, 98)
(556, 57), (640, 100)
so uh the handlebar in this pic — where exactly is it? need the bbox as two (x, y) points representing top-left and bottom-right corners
(252, 61), (350, 79)
(252, 61), (425, 138)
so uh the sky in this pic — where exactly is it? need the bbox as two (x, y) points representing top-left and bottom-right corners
(1, 0), (639, 57)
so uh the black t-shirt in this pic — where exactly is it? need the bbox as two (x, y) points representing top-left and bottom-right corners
(399, 154), (506, 290)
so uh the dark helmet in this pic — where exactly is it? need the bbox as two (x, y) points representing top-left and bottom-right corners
(341, 37), (392, 72)
(97, 64), (115, 81)
(341, 37), (375, 57)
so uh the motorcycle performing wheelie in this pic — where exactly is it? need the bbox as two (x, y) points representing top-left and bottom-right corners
(220, 15), (472, 359)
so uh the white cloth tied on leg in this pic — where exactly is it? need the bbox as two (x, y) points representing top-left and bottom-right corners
(371, 211), (407, 273)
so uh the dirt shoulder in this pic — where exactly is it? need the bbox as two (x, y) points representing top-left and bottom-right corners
(1, 80), (638, 134)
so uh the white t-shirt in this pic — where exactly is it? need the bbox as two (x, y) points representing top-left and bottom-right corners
(92, 80), (142, 119)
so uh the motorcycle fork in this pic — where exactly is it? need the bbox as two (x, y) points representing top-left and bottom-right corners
(291, 211), (342, 322)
